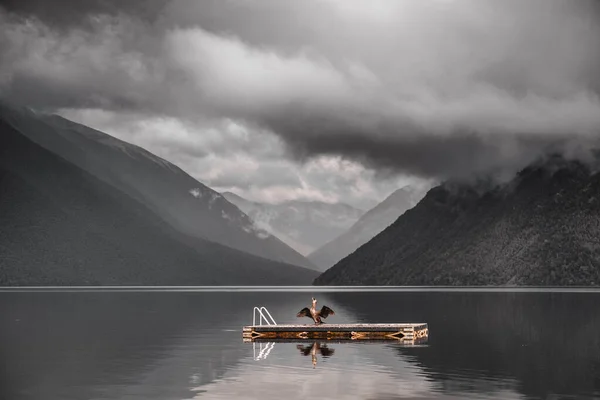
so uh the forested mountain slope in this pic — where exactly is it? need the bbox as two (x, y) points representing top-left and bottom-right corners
(0, 119), (319, 285)
(308, 186), (424, 270)
(0, 101), (313, 269)
(315, 157), (600, 286)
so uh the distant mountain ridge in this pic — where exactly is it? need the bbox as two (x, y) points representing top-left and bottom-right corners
(222, 191), (364, 260)
(0, 116), (319, 285)
(308, 185), (425, 270)
(0, 101), (315, 270)
(315, 155), (600, 286)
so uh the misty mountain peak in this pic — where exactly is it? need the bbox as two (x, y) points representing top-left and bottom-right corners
(222, 191), (365, 258)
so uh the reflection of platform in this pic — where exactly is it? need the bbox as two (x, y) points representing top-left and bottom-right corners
(245, 337), (428, 346)
(242, 323), (428, 343)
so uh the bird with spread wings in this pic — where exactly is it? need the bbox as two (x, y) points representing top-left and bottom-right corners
(297, 297), (335, 325)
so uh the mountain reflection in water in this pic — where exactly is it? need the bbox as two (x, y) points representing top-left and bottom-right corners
(1, 289), (599, 400)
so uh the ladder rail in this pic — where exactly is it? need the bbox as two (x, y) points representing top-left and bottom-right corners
(259, 306), (277, 325)
(253, 306), (277, 326)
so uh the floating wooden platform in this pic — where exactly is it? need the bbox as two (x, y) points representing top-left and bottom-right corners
(242, 323), (428, 343)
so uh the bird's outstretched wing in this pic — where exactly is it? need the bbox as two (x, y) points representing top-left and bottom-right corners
(297, 307), (311, 318)
(296, 344), (313, 356)
(319, 305), (335, 319)
(318, 344), (335, 357)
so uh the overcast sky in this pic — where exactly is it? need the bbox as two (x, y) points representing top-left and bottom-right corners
(1, 0), (600, 209)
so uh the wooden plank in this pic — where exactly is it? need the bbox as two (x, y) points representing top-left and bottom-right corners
(246, 323), (427, 332)
(242, 322), (429, 341)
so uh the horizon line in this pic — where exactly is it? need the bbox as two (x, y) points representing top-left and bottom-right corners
(1, 285), (600, 293)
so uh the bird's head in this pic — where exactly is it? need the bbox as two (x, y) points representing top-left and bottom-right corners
(312, 297), (317, 305)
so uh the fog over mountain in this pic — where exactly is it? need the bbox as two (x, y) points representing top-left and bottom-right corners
(222, 191), (364, 257)
(315, 155), (600, 286)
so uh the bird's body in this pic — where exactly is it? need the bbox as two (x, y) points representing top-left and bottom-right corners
(297, 297), (335, 325)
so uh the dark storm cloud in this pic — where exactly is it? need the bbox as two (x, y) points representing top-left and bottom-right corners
(0, 0), (169, 29)
(255, 98), (599, 181)
(1, 0), (600, 182)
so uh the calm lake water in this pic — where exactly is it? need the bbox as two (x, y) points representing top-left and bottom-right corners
(1, 288), (600, 400)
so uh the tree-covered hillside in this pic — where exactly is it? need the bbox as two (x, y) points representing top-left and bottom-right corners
(315, 156), (600, 286)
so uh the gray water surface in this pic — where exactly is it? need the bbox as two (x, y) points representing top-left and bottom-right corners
(1, 289), (599, 399)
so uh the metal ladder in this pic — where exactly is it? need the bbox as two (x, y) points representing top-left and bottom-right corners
(252, 306), (277, 361)
(253, 306), (277, 326)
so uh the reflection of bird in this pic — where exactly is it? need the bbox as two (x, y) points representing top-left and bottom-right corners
(297, 297), (335, 325)
(296, 342), (335, 368)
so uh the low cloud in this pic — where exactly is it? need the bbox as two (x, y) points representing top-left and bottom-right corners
(2, 0), (600, 201)
(58, 108), (408, 209)
(160, 1), (600, 181)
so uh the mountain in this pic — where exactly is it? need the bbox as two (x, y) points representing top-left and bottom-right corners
(0, 101), (314, 270)
(315, 156), (600, 285)
(222, 191), (365, 259)
(0, 116), (319, 285)
(308, 185), (425, 270)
